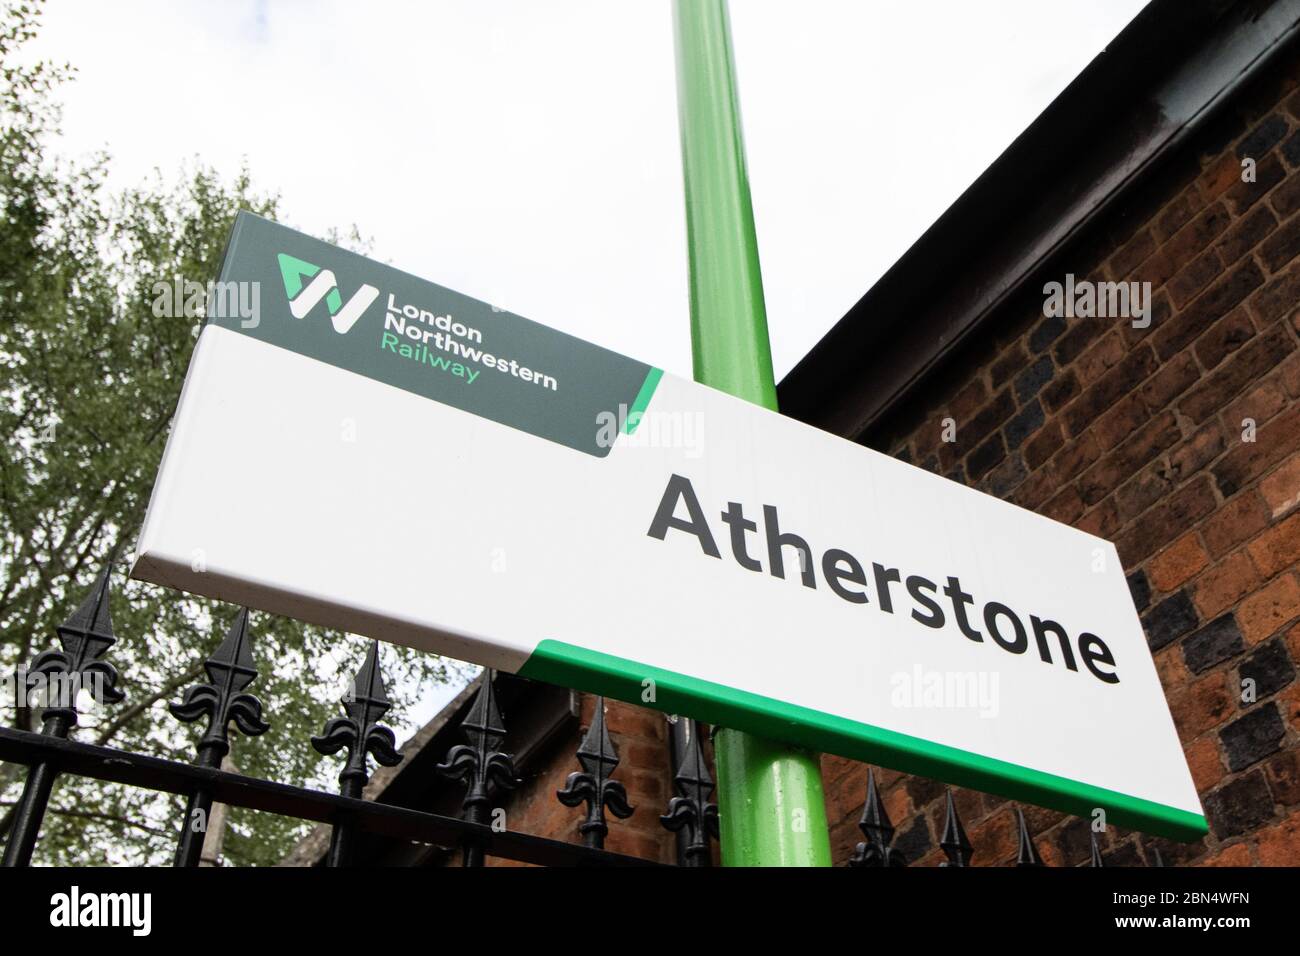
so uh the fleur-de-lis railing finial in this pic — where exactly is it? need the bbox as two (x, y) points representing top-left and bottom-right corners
(436, 670), (519, 865)
(660, 717), (719, 866)
(171, 609), (269, 759)
(311, 640), (403, 866)
(849, 768), (905, 866)
(4, 556), (127, 867)
(22, 557), (126, 730)
(1015, 807), (1044, 866)
(557, 696), (634, 849)
(313, 640), (403, 796)
(169, 608), (270, 866)
(939, 789), (974, 867)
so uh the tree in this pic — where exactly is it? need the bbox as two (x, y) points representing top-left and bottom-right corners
(0, 1), (461, 865)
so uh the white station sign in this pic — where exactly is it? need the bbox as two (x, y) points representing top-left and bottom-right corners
(134, 213), (1205, 839)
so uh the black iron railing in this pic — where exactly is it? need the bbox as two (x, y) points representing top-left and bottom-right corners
(0, 559), (1162, 867)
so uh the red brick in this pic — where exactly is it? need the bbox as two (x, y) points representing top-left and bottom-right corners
(1193, 551), (1260, 617)
(1041, 368), (1081, 413)
(1153, 259), (1265, 362)
(1165, 422), (1227, 484)
(1203, 842), (1253, 866)
(1053, 321), (1105, 367)
(1248, 511), (1300, 578)
(1117, 476), (1217, 566)
(1238, 572), (1300, 643)
(1260, 452), (1300, 518)
(1202, 491), (1272, 557)
(1169, 248), (1225, 307)
(1193, 306), (1255, 370)
(1270, 170), (1300, 217)
(962, 387), (1016, 449)
(1043, 485), (1085, 525)
(883, 786), (912, 828)
(1053, 430), (1102, 483)
(951, 788), (987, 829)
(1154, 644), (1191, 690)
(1265, 748), (1300, 804)
(1139, 351), (1198, 411)
(1155, 187), (1202, 242)
(1286, 681), (1300, 735)
(1214, 402), (1300, 497)
(1185, 735), (1226, 792)
(1169, 672), (1234, 742)
(1226, 153), (1286, 216)
(970, 810), (1020, 867)
(1249, 261), (1300, 326)
(1093, 392), (1147, 450)
(946, 377), (988, 421)
(1182, 329), (1294, 422)
(1127, 289), (1172, 345)
(1076, 497), (1120, 539)
(1109, 228), (1156, 277)
(1062, 346), (1160, 436)
(1256, 812), (1300, 866)
(1115, 468), (1172, 524)
(1199, 153), (1242, 200)
(1223, 379), (1288, 433)
(1082, 434), (1173, 506)
(991, 343), (1030, 387)
(1160, 202), (1232, 268)
(1015, 466), (1059, 511)
(1023, 419), (1064, 471)
(1149, 533), (1211, 592)
(1076, 331), (1127, 386)
(1281, 350), (1300, 397)
(1260, 202), (1300, 271)
(1217, 203), (1278, 263)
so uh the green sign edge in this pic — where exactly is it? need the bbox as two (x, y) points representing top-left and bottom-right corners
(518, 638), (1209, 843)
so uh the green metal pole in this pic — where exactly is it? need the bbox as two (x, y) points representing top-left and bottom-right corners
(671, 0), (832, 867)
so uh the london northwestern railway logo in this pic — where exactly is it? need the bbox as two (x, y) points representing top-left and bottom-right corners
(276, 252), (380, 334)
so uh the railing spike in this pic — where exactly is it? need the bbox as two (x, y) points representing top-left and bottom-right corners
(3, 554), (126, 867)
(436, 670), (520, 865)
(34, 554), (127, 727)
(849, 768), (905, 866)
(311, 640), (403, 865)
(1014, 807), (1044, 866)
(170, 609), (269, 759)
(939, 789), (973, 867)
(1089, 829), (1105, 867)
(660, 716), (719, 866)
(169, 608), (270, 866)
(557, 696), (634, 850)
(60, 559), (116, 648)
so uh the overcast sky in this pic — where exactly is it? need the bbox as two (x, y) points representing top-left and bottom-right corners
(28, 0), (1147, 383)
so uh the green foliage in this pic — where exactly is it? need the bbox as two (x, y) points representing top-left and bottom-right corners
(0, 1), (460, 865)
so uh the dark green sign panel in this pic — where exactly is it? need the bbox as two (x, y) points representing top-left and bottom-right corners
(208, 212), (658, 457)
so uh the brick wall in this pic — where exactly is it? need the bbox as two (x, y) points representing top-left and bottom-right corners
(487, 694), (681, 865)
(829, 56), (1300, 866)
